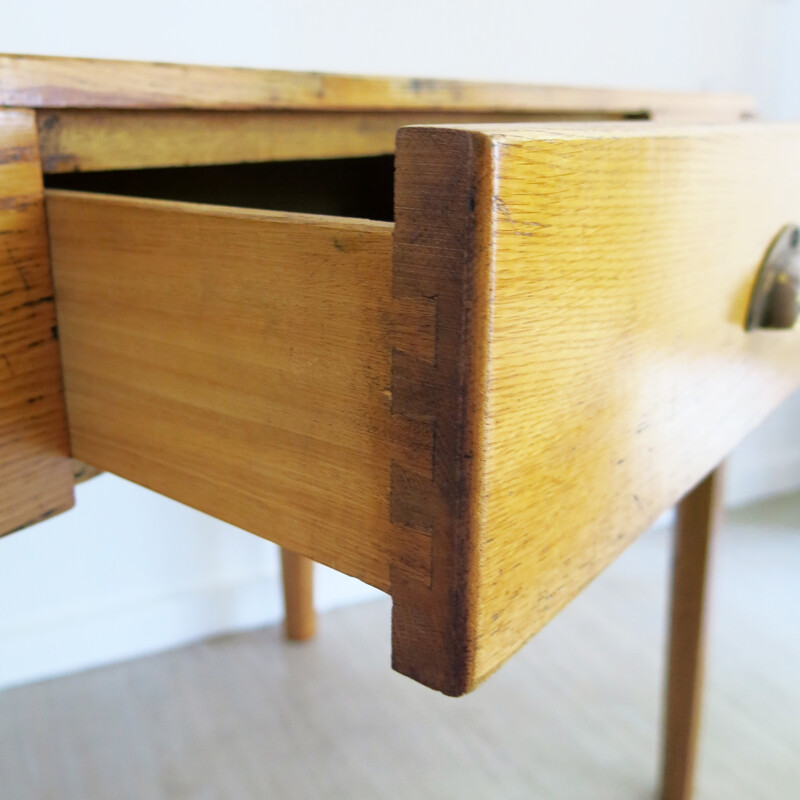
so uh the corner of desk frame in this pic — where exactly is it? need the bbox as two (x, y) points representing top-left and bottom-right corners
(0, 106), (74, 537)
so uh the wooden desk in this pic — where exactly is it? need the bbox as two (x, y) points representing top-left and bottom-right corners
(1, 54), (798, 800)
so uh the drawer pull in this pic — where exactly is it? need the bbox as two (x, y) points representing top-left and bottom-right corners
(746, 225), (800, 330)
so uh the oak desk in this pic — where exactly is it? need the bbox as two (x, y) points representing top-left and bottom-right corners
(1, 55), (798, 800)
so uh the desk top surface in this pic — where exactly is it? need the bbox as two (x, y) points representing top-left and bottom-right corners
(0, 53), (753, 118)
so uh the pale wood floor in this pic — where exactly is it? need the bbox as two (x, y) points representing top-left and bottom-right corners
(1, 494), (798, 800)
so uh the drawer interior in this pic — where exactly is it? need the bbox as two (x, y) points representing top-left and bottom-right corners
(44, 154), (395, 222)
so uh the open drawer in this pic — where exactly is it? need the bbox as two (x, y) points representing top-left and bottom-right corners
(37, 122), (800, 695)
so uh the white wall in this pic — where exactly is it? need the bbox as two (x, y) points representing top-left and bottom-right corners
(1, 0), (799, 690)
(0, 476), (373, 689)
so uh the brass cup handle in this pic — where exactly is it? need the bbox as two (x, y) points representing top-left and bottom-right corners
(746, 225), (800, 330)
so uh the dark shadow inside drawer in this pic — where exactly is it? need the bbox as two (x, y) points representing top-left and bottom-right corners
(44, 155), (395, 222)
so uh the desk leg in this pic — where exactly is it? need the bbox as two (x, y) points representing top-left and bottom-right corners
(661, 465), (724, 800)
(281, 548), (316, 641)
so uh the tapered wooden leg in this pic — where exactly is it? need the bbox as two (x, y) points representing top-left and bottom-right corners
(661, 465), (724, 800)
(280, 548), (316, 641)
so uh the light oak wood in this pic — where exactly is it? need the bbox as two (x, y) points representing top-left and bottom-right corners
(0, 109), (73, 536)
(281, 549), (316, 641)
(34, 109), (628, 174)
(0, 54), (752, 119)
(46, 190), (431, 591)
(662, 466), (724, 800)
(391, 122), (800, 694)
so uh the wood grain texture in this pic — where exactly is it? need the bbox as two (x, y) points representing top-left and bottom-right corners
(0, 109), (73, 536)
(1, 54), (753, 119)
(662, 466), (724, 800)
(391, 122), (800, 694)
(46, 191), (431, 591)
(34, 109), (623, 174)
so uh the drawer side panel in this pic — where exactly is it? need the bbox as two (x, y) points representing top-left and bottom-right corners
(46, 191), (431, 591)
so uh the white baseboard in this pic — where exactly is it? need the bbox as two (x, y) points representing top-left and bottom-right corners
(0, 566), (379, 692)
(726, 448), (800, 508)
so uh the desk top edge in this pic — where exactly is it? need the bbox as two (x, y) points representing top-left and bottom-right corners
(0, 53), (755, 117)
